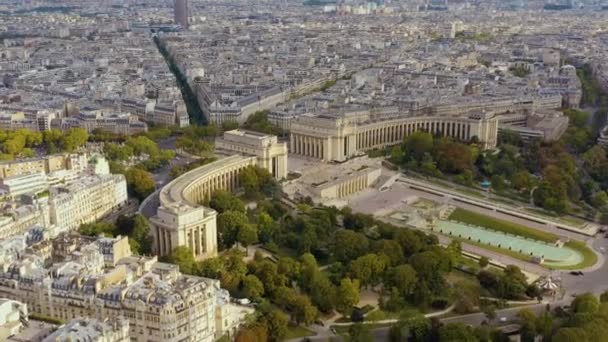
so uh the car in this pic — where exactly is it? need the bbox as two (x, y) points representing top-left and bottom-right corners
(499, 317), (507, 322)
(569, 271), (580, 276)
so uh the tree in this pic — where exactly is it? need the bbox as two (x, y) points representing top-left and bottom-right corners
(260, 309), (288, 341)
(125, 167), (156, 201)
(219, 250), (248, 292)
(409, 250), (450, 294)
(478, 256), (489, 268)
(386, 264), (418, 298)
(240, 166), (260, 198)
(250, 260), (284, 296)
(348, 323), (373, 342)
(333, 230), (369, 263)
(165, 246), (196, 274)
(291, 295), (318, 325)
(572, 293), (599, 314)
(209, 190), (245, 213)
(116, 214), (152, 255)
(375, 240), (404, 265)
(235, 326), (267, 342)
(349, 253), (389, 287)
(432, 138), (473, 173)
(518, 308), (538, 342)
(127, 135), (159, 156)
(511, 170), (532, 191)
(79, 222), (116, 237)
(408, 316), (432, 342)
(104, 143), (134, 161)
(237, 223), (258, 252)
(552, 327), (587, 342)
(563, 109), (590, 128)
(393, 229), (424, 257)
(198, 257), (224, 279)
(309, 275), (335, 313)
(62, 127), (88, 152)
(477, 270), (499, 289)
(222, 120), (239, 132)
(243, 110), (280, 135)
(42, 129), (63, 152)
(600, 290), (608, 303)
(491, 174), (507, 192)
(455, 169), (475, 186)
(438, 323), (477, 342)
(404, 132), (434, 162)
(483, 305), (496, 321)
(242, 275), (264, 301)
(335, 278), (360, 314)
(217, 211), (250, 249)
(257, 212), (276, 243)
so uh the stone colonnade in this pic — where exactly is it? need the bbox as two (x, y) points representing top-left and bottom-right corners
(354, 119), (473, 151)
(153, 155), (257, 260)
(290, 134), (325, 159)
(336, 174), (368, 198)
(290, 116), (492, 161)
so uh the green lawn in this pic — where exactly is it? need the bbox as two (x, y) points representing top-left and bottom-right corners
(331, 323), (394, 336)
(365, 309), (392, 321)
(285, 325), (315, 339)
(448, 208), (558, 243)
(560, 240), (598, 270)
(524, 208), (586, 228)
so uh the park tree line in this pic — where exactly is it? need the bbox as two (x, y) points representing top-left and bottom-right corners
(0, 127), (88, 160)
(385, 289), (608, 342)
(161, 182), (537, 341)
(387, 108), (608, 218)
(78, 214), (152, 255)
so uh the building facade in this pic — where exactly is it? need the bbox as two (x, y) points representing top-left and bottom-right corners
(0, 153), (88, 179)
(0, 236), (221, 342)
(49, 174), (128, 231)
(289, 111), (499, 162)
(312, 166), (381, 199)
(215, 129), (288, 180)
(150, 155), (256, 260)
(0, 172), (48, 199)
(150, 131), (288, 260)
(0, 299), (27, 340)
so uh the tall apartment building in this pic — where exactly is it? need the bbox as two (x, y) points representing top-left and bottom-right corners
(151, 100), (190, 127)
(121, 99), (189, 128)
(0, 153), (88, 179)
(56, 110), (148, 136)
(0, 110), (58, 132)
(0, 172), (48, 199)
(0, 249), (220, 341)
(174, 0), (189, 29)
(49, 174), (128, 231)
(0, 299), (28, 340)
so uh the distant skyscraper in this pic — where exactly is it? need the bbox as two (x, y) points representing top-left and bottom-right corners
(174, 0), (189, 29)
